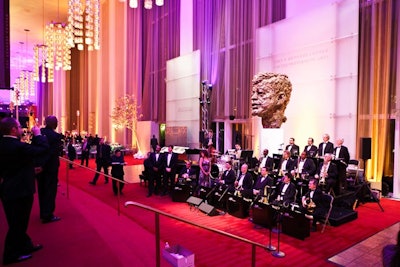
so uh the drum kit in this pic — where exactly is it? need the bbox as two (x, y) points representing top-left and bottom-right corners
(210, 151), (231, 179)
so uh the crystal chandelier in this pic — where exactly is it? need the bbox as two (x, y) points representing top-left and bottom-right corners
(68, 0), (100, 51)
(45, 22), (73, 71)
(12, 71), (34, 104)
(128, 0), (164, 9)
(34, 44), (54, 82)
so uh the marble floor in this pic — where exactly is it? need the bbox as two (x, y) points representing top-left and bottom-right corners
(328, 220), (399, 266)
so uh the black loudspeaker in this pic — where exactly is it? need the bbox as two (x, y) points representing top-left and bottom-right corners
(186, 196), (203, 207)
(198, 202), (219, 216)
(172, 184), (191, 202)
(360, 137), (371, 160)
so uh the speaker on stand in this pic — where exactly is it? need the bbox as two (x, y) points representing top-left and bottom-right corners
(360, 137), (371, 170)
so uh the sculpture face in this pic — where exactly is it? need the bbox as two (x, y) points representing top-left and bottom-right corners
(251, 72), (292, 128)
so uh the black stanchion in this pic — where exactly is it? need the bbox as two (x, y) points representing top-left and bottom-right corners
(265, 228), (276, 252)
(271, 212), (285, 258)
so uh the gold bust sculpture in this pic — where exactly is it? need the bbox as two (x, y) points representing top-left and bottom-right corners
(251, 72), (292, 128)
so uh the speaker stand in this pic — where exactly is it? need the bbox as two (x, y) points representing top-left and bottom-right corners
(360, 159), (384, 212)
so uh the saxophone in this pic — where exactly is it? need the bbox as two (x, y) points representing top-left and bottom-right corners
(234, 184), (243, 197)
(261, 185), (269, 204)
(303, 197), (316, 212)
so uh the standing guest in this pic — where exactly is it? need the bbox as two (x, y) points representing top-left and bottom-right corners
(199, 150), (211, 188)
(150, 134), (158, 152)
(37, 115), (63, 224)
(147, 145), (164, 197)
(162, 145), (178, 195)
(80, 136), (90, 167)
(304, 137), (318, 157)
(318, 134), (334, 157)
(0, 118), (49, 265)
(111, 149), (126, 196)
(67, 139), (76, 169)
(285, 137), (300, 157)
(89, 138), (112, 185)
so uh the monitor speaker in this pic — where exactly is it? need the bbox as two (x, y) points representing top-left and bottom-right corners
(198, 202), (219, 216)
(360, 137), (371, 160)
(186, 196), (203, 207)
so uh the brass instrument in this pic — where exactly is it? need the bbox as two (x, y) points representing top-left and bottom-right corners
(303, 197), (316, 213)
(234, 184), (243, 197)
(261, 185), (269, 204)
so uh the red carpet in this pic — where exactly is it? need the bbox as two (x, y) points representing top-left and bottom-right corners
(0, 157), (399, 266)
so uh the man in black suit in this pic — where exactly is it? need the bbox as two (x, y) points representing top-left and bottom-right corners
(295, 151), (316, 177)
(316, 153), (338, 194)
(234, 163), (254, 199)
(203, 130), (216, 149)
(150, 135), (158, 152)
(178, 160), (198, 188)
(0, 118), (49, 265)
(80, 136), (90, 167)
(278, 150), (296, 176)
(318, 134), (334, 157)
(89, 138), (112, 185)
(273, 172), (296, 205)
(258, 148), (274, 171)
(219, 161), (236, 193)
(252, 167), (274, 201)
(37, 115), (64, 224)
(162, 145), (178, 195)
(147, 145), (164, 197)
(334, 138), (350, 192)
(304, 137), (318, 157)
(285, 137), (300, 157)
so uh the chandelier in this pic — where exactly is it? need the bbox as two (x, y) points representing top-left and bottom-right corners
(34, 44), (54, 82)
(68, 0), (100, 51)
(45, 22), (73, 71)
(127, 0), (164, 9)
(12, 71), (35, 104)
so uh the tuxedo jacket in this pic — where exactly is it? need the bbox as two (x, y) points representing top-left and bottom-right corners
(237, 172), (254, 198)
(317, 161), (338, 181)
(150, 152), (165, 173)
(179, 166), (198, 178)
(334, 146), (350, 164)
(297, 158), (316, 176)
(304, 145), (318, 157)
(285, 144), (300, 156)
(259, 156), (274, 170)
(222, 169), (236, 192)
(276, 182), (296, 203)
(318, 142), (334, 156)
(0, 135), (49, 200)
(163, 152), (179, 174)
(279, 158), (296, 173)
(96, 143), (112, 165)
(39, 127), (63, 168)
(111, 154), (125, 177)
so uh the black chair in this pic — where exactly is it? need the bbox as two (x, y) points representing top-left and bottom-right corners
(320, 193), (334, 233)
(346, 159), (360, 186)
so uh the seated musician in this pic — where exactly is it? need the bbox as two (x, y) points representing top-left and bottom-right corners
(178, 160), (198, 186)
(258, 148), (274, 171)
(234, 163), (253, 199)
(293, 151), (316, 178)
(302, 178), (330, 232)
(218, 161), (236, 193)
(253, 166), (274, 202)
(315, 153), (338, 194)
(272, 172), (296, 206)
(278, 150), (296, 176)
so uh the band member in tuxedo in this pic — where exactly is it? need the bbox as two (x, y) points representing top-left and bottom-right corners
(234, 143), (242, 160)
(294, 151), (316, 178)
(315, 153), (338, 194)
(162, 145), (178, 195)
(218, 161), (236, 193)
(258, 148), (274, 171)
(273, 172), (296, 205)
(304, 137), (318, 157)
(285, 137), (300, 157)
(318, 134), (334, 157)
(179, 160), (198, 188)
(278, 150), (296, 176)
(147, 145), (164, 197)
(234, 163), (254, 198)
(334, 138), (350, 192)
(302, 178), (330, 232)
(253, 167), (274, 201)
(203, 129), (216, 149)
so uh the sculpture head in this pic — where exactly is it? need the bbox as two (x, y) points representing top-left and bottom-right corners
(251, 72), (292, 128)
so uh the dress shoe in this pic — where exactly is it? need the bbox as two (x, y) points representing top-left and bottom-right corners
(89, 181), (96, 185)
(3, 254), (32, 265)
(42, 216), (61, 224)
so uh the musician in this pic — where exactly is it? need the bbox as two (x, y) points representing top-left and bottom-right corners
(304, 137), (318, 157)
(203, 129), (216, 149)
(302, 178), (329, 232)
(258, 148), (274, 171)
(285, 137), (300, 157)
(294, 151), (316, 178)
(318, 134), (334, 157)
(178, 160), (198, 187)
(253, 167), (274, 200)
(219, 161), (236, 193)
(234, 163), (254, 198)
(278, 150), (296, 176)
(273, 172), (296, 206)
(315, 153), (338, 194)
(234, 143), (242, 160)
(334, 138), (350, 192)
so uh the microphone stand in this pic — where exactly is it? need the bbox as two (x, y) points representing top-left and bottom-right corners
(271, 209), (285, 258)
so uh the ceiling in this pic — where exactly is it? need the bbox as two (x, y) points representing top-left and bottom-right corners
(9, 0), (69, 83)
